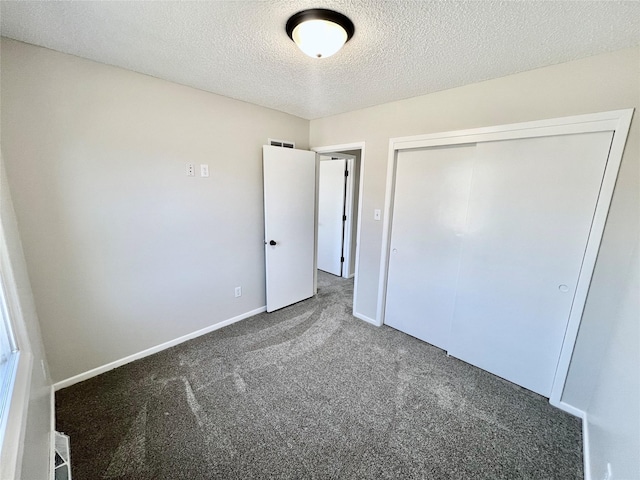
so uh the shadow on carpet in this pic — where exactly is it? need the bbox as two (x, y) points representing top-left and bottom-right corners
(56, 271), (583, 479)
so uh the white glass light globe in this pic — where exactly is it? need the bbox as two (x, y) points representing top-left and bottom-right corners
(292, 19), (348, 58)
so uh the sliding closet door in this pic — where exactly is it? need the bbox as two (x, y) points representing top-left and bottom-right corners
(448, 131), (614, 396)
(384, 145), (474, 350)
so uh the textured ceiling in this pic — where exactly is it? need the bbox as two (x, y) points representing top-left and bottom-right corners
(1, 1), (639, 120)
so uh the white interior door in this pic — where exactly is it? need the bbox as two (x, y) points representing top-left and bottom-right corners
(317, 159), (346, 276)
(384, 145), (475, 350)
(263, 146), (316, 312)
(448, 131), (614, 396)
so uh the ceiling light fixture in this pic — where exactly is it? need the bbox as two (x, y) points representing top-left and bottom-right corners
(286, 9), (355, 59)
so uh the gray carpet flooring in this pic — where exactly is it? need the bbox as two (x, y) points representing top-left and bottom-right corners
(56, 271), (583, 479)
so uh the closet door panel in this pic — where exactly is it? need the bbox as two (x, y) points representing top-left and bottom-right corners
(384, 145), (474, 350)
(448, 132), (613, 396)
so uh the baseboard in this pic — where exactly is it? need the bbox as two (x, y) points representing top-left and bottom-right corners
(551, 400), (590, 480)
(53, 306), (267, 391)
(582, 413), (592, 480)
(551, 399), (585, 419)
(353, 311), (380, 327)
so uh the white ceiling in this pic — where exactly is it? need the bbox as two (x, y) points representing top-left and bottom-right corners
(1, 1), (639, 120)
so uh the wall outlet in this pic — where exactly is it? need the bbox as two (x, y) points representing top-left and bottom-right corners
(234, 286), (242, 298)
(200, 164), (209, 177)
(186, 163), (195, 176)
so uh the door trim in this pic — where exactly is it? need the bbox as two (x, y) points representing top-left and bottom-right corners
(312, 142), (366, 318)
(377, 109), (634, 406)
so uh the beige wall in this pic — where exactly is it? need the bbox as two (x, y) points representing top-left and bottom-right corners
(310, 47), (639, 476)
(0, 39), (309, 382)
(1, 153), (52, 478)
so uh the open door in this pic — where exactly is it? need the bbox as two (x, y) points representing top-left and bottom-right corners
(263, 145), (316, 312)
(317, 158), (347, 276)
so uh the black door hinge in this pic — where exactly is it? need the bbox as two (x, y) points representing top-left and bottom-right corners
(341, 257), (345, 263)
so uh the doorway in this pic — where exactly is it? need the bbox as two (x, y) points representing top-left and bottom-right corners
(317, 152), (356, 278)
(313, 144), (364, 317)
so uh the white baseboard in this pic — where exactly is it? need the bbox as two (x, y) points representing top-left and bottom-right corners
(353, 311), (380, 326)
(582, 413), (592, 480)
(552, 399), (585, 419)
(551, 400), (590, 480)
(53, 306), (267, 391)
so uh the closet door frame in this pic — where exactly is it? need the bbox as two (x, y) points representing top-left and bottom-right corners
(377, 109), (634, 411)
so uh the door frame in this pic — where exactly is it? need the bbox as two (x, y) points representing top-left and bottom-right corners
(318, 153), (356, 278)
(312, 142), (366, 319)
(377, 109), (633, 409)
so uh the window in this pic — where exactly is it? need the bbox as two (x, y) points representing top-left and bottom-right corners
(0, 274), (19, 436)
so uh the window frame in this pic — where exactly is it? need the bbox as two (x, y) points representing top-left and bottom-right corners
(0, 273), (20, 417)
(0, 220), (34, 480)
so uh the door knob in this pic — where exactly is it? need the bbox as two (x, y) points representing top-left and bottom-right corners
(269, 240), (277, 246)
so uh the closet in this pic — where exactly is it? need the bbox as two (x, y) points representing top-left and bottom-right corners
(382, 111), (633, 398)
